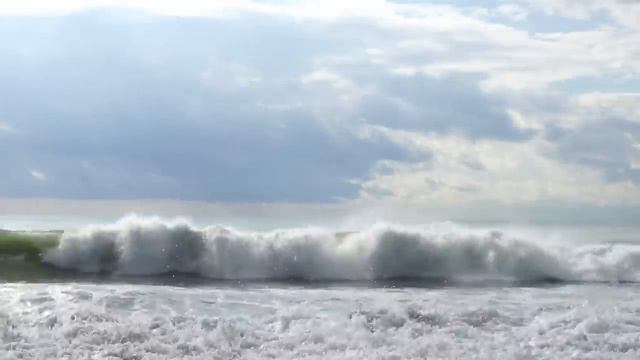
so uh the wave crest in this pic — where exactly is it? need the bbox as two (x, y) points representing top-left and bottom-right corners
(41, 216), (640, 282)
(36, 217), (616, 281)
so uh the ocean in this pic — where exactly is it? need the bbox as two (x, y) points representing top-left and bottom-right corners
(2, 216), (640, 359)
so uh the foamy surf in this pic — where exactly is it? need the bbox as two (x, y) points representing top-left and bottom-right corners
(3, 282), (640, 359)
(4, 217), (640, 359)
(27, 216), (640, 283)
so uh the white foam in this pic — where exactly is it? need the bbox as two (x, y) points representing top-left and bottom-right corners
(42, 215), (640, 282)
(2, 283), (640, 359)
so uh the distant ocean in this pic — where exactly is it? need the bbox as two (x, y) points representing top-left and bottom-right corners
(2, 215), (640, 359)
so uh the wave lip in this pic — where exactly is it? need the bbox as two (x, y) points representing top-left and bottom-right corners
(34, 216), (640, 283)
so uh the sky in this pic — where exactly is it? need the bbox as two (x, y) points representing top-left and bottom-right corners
(1, 0), (639, 226)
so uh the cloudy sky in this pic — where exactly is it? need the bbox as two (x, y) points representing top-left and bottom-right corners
(1, 0), (639, 224)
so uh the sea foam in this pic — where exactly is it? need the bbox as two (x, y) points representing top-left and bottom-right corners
(41, 216), (640, 282)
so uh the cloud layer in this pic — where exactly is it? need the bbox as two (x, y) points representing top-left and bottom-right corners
(1, 0), (639, 214)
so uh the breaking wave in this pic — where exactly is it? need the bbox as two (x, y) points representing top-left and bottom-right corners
(31, 216), (640, 283)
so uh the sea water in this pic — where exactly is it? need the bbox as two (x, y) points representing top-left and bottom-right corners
(2, 216), (640, 359)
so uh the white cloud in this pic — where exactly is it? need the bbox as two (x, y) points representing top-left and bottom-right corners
(504, 91), (640, 131)
(359, 127), (640, 206)
(30, 170), (47, 181)
(301, 70), (352, 89)
(403, 27), (640, 91)
(525, 0), (640, 29)
(200, 60), (262, 93)
(572, 93), (640, 123)
(0, 122), (15, 133)
(0, 0), (445, 19)
(629, 133), (640, 170)
(295, 69), (374, 126)
(3, 0), (638, 92)
(496, 4), (529, 21)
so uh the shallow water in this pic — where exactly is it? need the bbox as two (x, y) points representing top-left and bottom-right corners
(2, 282), (640, 359)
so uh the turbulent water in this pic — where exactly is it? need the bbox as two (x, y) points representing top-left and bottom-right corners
(2, 216), (640, 359)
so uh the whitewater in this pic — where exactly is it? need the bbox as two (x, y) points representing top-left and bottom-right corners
(3, 216), (640, 359)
